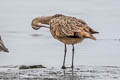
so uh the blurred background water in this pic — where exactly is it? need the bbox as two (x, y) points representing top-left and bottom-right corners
(0, 0), (120, 67)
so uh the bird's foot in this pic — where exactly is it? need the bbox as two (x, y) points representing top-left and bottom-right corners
(61, 66), (66, 69)
(71, 66), (74, 69)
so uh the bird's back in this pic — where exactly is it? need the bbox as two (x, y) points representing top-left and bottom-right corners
(49, 14), (98, 44)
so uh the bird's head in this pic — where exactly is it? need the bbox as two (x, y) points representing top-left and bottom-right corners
(31, 16), (51, 30)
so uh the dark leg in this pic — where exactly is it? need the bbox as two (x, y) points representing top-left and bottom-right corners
(62, 44), (67, 69)
(71, 44), (75, 68)
(72, 67), (74, 75)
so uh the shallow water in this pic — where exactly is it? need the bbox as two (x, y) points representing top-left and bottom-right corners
(0, 0), (120, 73)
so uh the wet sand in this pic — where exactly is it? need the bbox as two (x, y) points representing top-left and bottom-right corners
(0, 65), (120, 80)
(0, 0), (120, 66)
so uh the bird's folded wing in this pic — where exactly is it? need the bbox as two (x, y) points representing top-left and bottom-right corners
(55, 22), (83, 38)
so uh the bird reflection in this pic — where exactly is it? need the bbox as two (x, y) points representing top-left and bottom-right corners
(63, 68), (74, 75)
(61, 68), (79, 80)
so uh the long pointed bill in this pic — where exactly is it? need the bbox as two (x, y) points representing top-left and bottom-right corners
(38, 23), (50, 28)
(32, 23), (49, 30)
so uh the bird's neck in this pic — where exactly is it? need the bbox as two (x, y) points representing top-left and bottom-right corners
(40, 16), (52, 25)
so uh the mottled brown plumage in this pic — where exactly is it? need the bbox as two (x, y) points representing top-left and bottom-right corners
(31, 14), (99, 69)
(49, 14), (99, 44)
(0, 36), (9, 52)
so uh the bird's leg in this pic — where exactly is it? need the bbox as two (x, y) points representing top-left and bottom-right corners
(62, 44), (67, 69)
(71, 44), (75, 68)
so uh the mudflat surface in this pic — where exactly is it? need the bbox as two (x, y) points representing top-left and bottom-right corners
(0, 65), (120, 80)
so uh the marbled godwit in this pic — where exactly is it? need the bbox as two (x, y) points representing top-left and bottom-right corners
(0, 35), (9, 52)
(31, 14), (99, 69)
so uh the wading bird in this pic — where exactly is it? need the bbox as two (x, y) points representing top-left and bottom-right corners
(31, 14), (99, 69)
(0, 35), (9, 52)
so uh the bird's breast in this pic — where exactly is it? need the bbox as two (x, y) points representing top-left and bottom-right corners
(56, 37), (84, 45)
